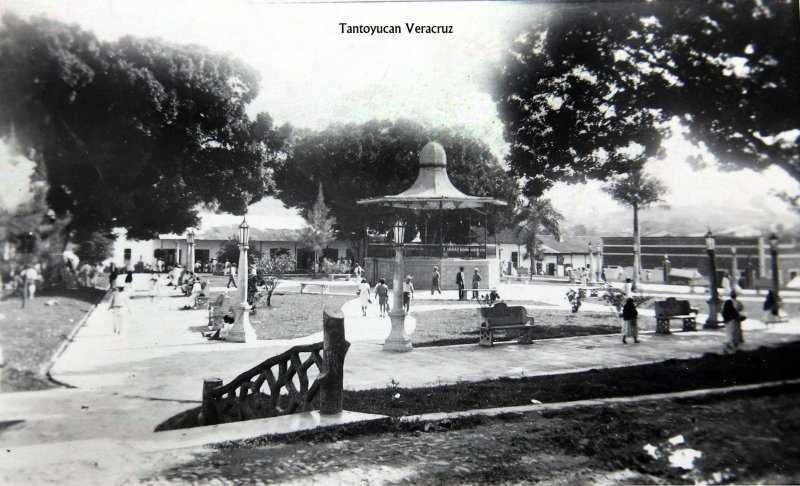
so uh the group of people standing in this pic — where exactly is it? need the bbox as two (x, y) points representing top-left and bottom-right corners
(619, 288), (782, 351)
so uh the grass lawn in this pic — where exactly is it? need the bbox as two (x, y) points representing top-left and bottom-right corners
(0, 288), (105, 392)
(246, 292), (351, 340)
(412, 307), (623, 347)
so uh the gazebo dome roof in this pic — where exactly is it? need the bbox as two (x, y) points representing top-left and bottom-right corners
(419, 141), (447, 167)
(357, 141), (506, 210)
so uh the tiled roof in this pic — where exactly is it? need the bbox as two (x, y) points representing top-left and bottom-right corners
(160, 226), (303, 242)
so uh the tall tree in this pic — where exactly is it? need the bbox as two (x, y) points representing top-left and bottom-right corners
(493, 1), (798, 196)
(298, 184), (335, 275)
(604, 169), (667, 285)
(0, 14), (290, 240)
(513, 198), (563, 277)
(274, 119), (517, 262)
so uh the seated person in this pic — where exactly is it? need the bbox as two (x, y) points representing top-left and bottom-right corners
(201, 314), (234, 340)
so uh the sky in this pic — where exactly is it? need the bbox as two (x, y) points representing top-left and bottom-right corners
(0, 0), (797, 235)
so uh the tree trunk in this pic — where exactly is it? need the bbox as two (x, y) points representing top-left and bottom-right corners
(633, 204), (641, 287)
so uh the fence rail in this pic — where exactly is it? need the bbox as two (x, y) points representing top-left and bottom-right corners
(367, 243), (494, 259)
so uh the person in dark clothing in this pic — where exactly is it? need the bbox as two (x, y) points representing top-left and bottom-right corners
(763, 290), (779, 325)
(722, 291), (745, 351)
(620, 298), (639, 344)
(456, 267), (465, 300)
(109, 265), (118, 290)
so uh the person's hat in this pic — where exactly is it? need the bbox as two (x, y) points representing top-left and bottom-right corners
(474, 267), (479, 271)
(406, 275), (413, 279)
(433, 266), (438, 270)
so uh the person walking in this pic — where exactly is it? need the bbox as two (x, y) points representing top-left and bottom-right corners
(358, 278), (372, 316)
(721, 290), (746, 352)
(108, 285), (131, 335)
(227, 264), (238, 288)
(403, 275), (414, 312)
(620, 298), (639, 344)
(354, 263), (364, 282)
(109, 264), (118, 291)
(124, 267), (134, 289)
(456, 267), (465, 300)
(431, 266), (442, 295)
(763, 290), (779, 325)
(149, 272), (161, 302)
(471, 268), (482, 300)
(375, 278), (389, 317)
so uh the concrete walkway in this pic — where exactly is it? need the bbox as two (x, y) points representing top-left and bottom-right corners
(2, 276), (799, 483)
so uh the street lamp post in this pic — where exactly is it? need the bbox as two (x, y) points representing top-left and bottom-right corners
(588, 242), (596, 284)
(187, 229), (195, 274)
(704, 229), (721, 329)
(769, 233), (782, 318)
(384, 220), (412, 352)
(223, 218), (255, 343)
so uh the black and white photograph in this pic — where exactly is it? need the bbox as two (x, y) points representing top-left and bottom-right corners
(0, 0), (798, 483)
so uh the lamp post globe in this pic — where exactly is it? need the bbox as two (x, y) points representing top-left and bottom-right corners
(223, 217), (255, 343)
(385, 219), (412, 352)
(704, 229), (721, 329)
(187, 228), (196, 274)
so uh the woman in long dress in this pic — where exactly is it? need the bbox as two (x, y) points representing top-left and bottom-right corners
(358, 278), (372, 316)
(620, 298), (639, 344)
(108, 286), (131, 335)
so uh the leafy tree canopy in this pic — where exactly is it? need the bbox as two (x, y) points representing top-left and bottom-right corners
(274, 119), (518, 257)
(0, 14), (291, 240)
(493, 0), (798, 197)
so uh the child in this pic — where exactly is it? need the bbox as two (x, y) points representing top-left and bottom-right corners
(403, 275), (414, 312)
(620, 298), (639, 344)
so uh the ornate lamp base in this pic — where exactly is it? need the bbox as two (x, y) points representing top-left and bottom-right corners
(224, 301), (256, 343)
(703, 297), (722, 329)
(384, 308), (412, 352)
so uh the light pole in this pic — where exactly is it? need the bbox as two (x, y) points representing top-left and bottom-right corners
(187, 228), (195, 275)
(769, 232), (783, 318)
(385, 220), (412, 352)
(588, 242), (596, 283)
(223, 218), (255, 343)
(704, 229), (721, 329)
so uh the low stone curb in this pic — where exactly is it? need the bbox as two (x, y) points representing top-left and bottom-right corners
(40, 289), (109, 382)
(399, 378), (800, 424)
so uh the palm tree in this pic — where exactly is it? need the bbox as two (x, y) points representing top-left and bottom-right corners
(604, 168), (667, 286)
(513, 198), (563, 277)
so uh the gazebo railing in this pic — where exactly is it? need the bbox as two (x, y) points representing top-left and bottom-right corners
(367, 243), (495, 259)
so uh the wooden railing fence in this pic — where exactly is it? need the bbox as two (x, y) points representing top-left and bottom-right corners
(200, 308), (349, 426)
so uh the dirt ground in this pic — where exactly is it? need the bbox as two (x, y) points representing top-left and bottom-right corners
(151, 388), (800, 485)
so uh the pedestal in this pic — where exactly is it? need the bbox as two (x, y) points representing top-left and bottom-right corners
(384, 308), (412, 352)
(224, 301), (256, 343)
(704, 297), (722, 329)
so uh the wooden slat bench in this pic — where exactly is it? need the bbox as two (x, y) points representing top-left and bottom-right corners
(463, 287), (498, 299)
(477, 302), (535, 347)
(300, 282), (330, 294)
(327, 273), (351, 281)
(654, 297), (699, 334)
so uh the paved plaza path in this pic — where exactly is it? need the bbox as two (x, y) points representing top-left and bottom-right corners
(2, 275), (800, 483)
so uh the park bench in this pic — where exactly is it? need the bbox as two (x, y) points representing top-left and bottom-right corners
(208, 293), (232, 329)
(462, 287), (498, 300)
(501, 275), (529, 284)
(477, 302), (535, 347)
(327, 273), (351, 281)
(576, 285), (604, 298)
(654, 297), (699, 334)
(300, 282), (330, 294)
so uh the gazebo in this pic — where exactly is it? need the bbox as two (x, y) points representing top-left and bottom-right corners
(357, 141), (506, 351)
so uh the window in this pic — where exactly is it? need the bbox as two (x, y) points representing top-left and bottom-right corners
(123, 249), (131, 262)
(322, 248), (338, 261)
